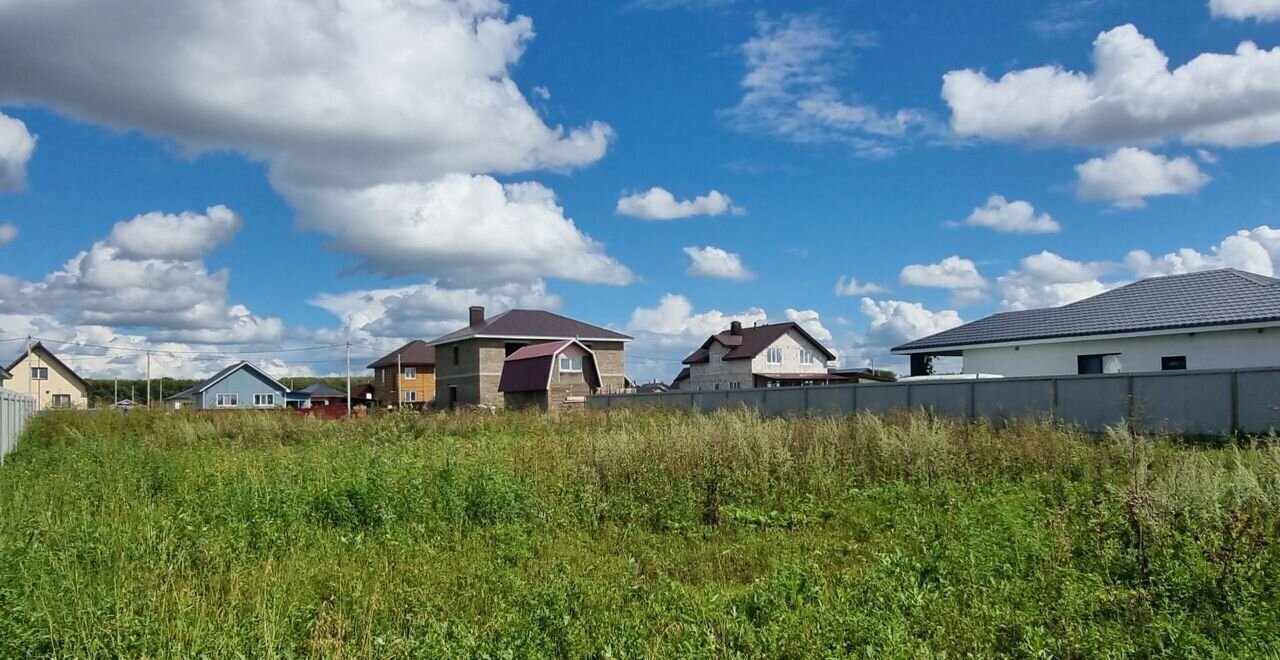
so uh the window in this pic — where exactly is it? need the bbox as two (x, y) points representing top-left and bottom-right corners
(51, 394), (71, 408)
(1161, 356), (1187, 371)
(30, 366), (48, 380)
(215, 393), (239, 408)
(452, 346), (460, 366)
(504, 342), (527, 357)
(253, 393), (275, 407)
(559, 355), (583, 372)
(403, 390), (418, 402)
(766, 347), (783, 364)
(766, 380), (781, 388)
(1077, 353), (1122, 375)
(714, 383), (720, 390)
(380, 370), (386, 384)
(404, 366), (417, 379)
(799, 349), (814, 365)
(729, 382), (742, 390)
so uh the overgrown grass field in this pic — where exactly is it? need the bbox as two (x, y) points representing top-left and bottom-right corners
(2, 410), (1279, 657)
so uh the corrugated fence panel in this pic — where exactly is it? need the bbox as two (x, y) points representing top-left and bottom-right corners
(589, 368), (1280, 436)
(1, 387), (37, 465)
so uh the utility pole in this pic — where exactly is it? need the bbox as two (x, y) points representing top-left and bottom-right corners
(345, 341), (352, 417)
(114, 378), (118, 406)
(26, 335), (35, 411)
(146, 351), (152, 409)
(396, 352), (402, 409)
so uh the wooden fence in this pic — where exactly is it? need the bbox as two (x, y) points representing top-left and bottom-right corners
(1, 387), (37, 464)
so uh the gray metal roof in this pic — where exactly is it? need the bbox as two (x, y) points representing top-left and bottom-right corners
(893, 269), (1280, 353)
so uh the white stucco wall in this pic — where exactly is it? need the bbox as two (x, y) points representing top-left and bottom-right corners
(962, 326), (1280, 377)
(687, 328), (831, 390)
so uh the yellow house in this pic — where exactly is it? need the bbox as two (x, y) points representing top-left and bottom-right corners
(5, 342), (90, 410)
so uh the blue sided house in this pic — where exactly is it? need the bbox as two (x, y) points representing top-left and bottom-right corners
(165, 361), (309, 410)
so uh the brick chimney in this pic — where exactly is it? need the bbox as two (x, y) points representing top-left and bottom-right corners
(469, 306), (485, 328)
(730, 320), (743, 336)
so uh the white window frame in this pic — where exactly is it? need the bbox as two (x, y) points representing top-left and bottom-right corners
(729, 382), (741, 390)
(403, 390), (418, 403)
(766, 347), (783, 365)
(30, 366), (48, 380)
(559, 355), (583, 373)
(253, 393), (275, 407)
(51, 394), (72, 407)
(799, 349), (814, 365)
(216, 393), (239, 408)
(404, 366), (417, 380)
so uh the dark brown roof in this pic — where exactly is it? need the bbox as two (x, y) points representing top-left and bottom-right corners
(671, 367), (690, 385)
(428, 309), (631, 346)
(367, 340), (436, 369)
(499, 340), (598, 393)
(682, 322), (836, 364)
(5, 342), (89, 390)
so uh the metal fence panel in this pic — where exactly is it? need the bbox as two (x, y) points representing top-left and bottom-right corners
(1, 387), (37, 465)
(589, 367), (1280, 436)
(1237, 370), (1280, 434)
(1133, 372), (1233, 436)
(974, 379), (1055, 423)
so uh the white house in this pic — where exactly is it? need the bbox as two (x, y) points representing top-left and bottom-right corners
(892, 269), (1280, 377)
(679, 321), (840, 391)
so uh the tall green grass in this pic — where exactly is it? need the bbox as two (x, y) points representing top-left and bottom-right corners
(1, 409), (1278, 657)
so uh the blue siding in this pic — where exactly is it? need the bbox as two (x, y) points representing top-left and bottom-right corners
(196, 366), (287, 409)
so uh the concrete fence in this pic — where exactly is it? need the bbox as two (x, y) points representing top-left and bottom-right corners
(1, 387), (37, 465)
(588, 367), (1280, 436)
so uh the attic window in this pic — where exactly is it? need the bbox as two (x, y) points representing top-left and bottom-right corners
(560, 355), (583, 373)
(766, 347), (783, 364)
(30, 366), (48, 380)
(799, 349), (815, 365)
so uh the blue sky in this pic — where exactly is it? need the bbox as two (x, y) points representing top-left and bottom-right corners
(1, 0), (1279, 380)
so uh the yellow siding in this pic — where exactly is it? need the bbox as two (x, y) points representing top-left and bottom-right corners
(7, 350), (89, 410)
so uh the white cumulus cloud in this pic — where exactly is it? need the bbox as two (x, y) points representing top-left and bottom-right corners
(943, 24), (1280, 148)
(900, 256), (988, 304)
(0, 112), (35, 193)
(860, 298), (964, 345)
(997, 251), (1113, 310)
(683, 246), (754, 281)
(834, 276), (888, 296)
(958, 195), (1060, 234)
(1076, 148), (1210, 209)
(1125, 226), (1280, 277)
(0, 222), (17, 246)
(784, 308), (833, 343)
(1210, 0), (1280, 21)
(0, 0), (626, 287)
(616, 187), (737, 220)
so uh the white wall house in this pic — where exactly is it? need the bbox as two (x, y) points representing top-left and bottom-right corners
(893, 269), (1280, 378)
(680, 321), (838, 391)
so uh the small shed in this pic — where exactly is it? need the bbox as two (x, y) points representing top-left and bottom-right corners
(498, 340), (601, 412)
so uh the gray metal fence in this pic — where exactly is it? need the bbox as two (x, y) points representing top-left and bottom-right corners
(1, 387), (37, 464)
(589, 367), (1280, 435)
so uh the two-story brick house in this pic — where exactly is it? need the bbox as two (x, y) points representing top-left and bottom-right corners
(428, 307), (631, 409)
(366, 340), (436, 408)
(681, 321), (839, 391)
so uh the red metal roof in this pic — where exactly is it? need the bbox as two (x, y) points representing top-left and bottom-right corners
(505, 340), (572, 361)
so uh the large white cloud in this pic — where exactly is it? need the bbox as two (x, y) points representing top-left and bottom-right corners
(616, 187), (737, 220)
(900, 256), (988, 304)
(784, 308), (833, 343)
(627, 294), (766, 348)
(997, 251), (1113, 310)
(683, 246), (754, 281)
(309, 279), (561, 341)
(1126, 226), (1280, 277)
(0, 111), (35, 193)
(0, 0), (627, 287)
(943, 24), (1280, 147)
(0, 206), (283, 344)
(860, 298), (964, 345)
(1075, 148), (1210, 209)
(288, 174), (633, 287)
(723, 14), (930, 157)
(1211, 0), (1280, 21)
(958, 195), (1060, 234)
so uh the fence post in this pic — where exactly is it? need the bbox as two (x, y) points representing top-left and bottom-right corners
(850, 383), (858, 415)
(1230, 370), (1239, 435)
(968, 380), (977, 421)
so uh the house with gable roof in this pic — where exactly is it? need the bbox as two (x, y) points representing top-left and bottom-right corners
(681, 320), (840, 391)
(165, 361), (306, 410)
